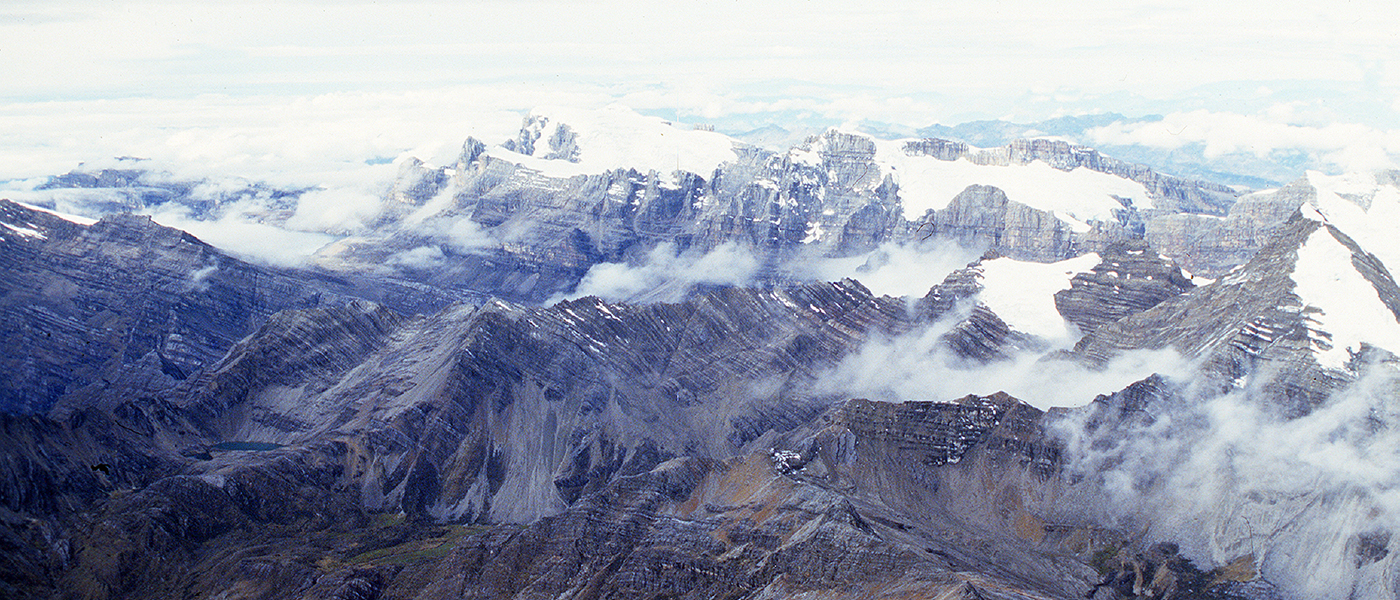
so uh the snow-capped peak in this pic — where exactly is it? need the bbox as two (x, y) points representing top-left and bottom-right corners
(487, 104), (741, 180)
(1302, 170), (1400, 275)
(1291, 223), (1400, 370)
(793, 128), (1152, 231)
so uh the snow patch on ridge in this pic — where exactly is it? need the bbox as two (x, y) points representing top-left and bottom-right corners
(12, 200), (98, 225)
(1, 222), (45, 240)
(1292, 227), (1400, 370)
(1304, 171), (1400, 276)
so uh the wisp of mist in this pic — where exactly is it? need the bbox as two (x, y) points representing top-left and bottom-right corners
(1059, 358), (1400, 599)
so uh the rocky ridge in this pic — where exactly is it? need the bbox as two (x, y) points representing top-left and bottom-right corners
(12, 112), (1400, 599)
(311, 108), (1248, 303)
(20, 108), (1269, 306)
(1075, 210), (1400, 416)
(0, 200), (460, 416)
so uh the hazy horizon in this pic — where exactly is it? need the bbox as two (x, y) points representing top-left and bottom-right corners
(4, 0), (1399, 257)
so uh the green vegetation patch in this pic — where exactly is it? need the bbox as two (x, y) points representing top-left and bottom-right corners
(1090, 545), (1121, 575)
(343, 524), (482, 567)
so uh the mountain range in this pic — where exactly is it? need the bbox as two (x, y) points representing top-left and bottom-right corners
(4, 105), (1400, 600)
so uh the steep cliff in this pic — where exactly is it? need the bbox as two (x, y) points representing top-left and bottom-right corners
(1054, 238), (1197, 337)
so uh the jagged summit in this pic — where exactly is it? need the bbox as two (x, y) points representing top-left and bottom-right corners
(495, 104), (743, 179)
(12, 105), (1255, 310)
(308, 106), (1250, 306)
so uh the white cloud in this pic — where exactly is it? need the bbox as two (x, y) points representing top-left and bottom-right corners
(286, 187), (384, 234)
(791, 240), (981, 301)
(1088, 109), (1400, 175)
(555, 242), (760, 304)
(815, 307), (1193, 411)
(1059, 361), (1400, 599)
(388, 245), (446, 270)
(146, 203), (339, 268)
(437, 218), (494, 254)
(3, 1), (1398, 126)
(186, 264), (218, 292)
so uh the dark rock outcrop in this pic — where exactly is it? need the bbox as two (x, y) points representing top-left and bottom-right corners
(912, 184), (1083, 263)
(1054, 239), (1195, 337)
(913, 254), (1049, 358)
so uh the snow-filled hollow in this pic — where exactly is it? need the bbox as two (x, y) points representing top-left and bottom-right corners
(976, 253), (1101, 343)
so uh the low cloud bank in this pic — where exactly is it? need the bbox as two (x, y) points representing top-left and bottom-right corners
(814, 282), (1400, 597)
(146, 203), (339, 268)
(286, 187), (385, 235)
(556, 237), (983, 307)
(555, 242), (760, 304)
(813, 302), (1192, 411)
(1059, 360), (1400, 599)
(1089, 109), (1400, 176)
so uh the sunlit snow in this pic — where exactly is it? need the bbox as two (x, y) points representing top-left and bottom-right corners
(871, 138), (1149, 227)
(976, 253), (1100, 343)
(1292, 224), (1400, 370)
(12, 200), (99, 226)
(486, 105), (740, 181)
(1304, 171), (1400, 276)
(0, 222), (45, 240)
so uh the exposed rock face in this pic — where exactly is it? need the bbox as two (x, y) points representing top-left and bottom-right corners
(0, 200), (457, 416)
(0, 212), (1209, 600)
(19, 111), (1254, 310)
(912, 184), (1083, 263)
(912, 255), (1053, 359)
(379, 157), (452, 224)
(317, 117), (1242, 303)
(416, 386), (1288, 599)
(1086, 543), (1279, 600)
(416, 450), (1074, 600)
(1054, 239), (1196, 336)
(0, 270), (1301, 600)
(1074, 211), (1396, 416)
(161, 280), (909, 527)
(18, 385), (1290, 600)
(324, 130), (911, 303)
(27, 115), (1400, 599)
(0, 278), (1050, 599)
(0, 402), (199, 597)
(1146, 180), (1313, 278)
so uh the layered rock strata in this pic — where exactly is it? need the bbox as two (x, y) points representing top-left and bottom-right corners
(0, 200), (457, 415)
